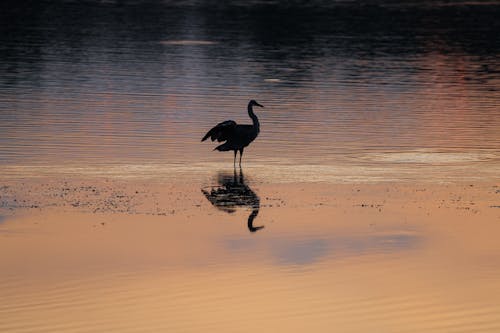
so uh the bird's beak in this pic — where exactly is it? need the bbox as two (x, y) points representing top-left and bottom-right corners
(256, 102), (264, 108)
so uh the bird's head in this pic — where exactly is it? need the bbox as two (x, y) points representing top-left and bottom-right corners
(249, 100), (264, 108)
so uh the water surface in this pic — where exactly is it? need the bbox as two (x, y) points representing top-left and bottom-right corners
(1, 0), (499, 181)
(1, 1), (500, 332)
(1, 180), (500, 332)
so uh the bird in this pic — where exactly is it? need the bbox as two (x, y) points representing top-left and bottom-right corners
(202, 100), (264, 167)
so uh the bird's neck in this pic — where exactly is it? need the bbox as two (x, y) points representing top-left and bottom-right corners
(248, 104), (260, 131)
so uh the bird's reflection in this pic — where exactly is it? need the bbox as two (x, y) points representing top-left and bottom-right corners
(201, 168), (263, 232)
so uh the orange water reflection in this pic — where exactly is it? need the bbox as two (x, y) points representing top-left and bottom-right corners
(1, 180), (499, 332)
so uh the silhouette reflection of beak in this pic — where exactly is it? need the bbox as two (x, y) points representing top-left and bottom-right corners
(201, 169), (263, 232)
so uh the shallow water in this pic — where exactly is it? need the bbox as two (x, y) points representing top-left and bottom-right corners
(1, 0), (499, 181)
(1, 179), (500, 332)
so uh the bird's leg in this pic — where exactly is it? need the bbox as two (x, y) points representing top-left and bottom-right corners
(239, 166), (244, 183)
(239, 148), (244, 167)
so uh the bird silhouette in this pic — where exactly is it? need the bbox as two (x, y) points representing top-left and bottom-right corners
(202, 100), (264, 167)
(201, 169), (264, 232)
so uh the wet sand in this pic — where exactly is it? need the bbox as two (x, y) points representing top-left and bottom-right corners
(1, 173), (499, 332)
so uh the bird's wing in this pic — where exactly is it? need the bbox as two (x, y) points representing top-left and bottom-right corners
(201, 120), (237, 142)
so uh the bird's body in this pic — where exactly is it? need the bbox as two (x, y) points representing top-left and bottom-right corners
(210, 124), (258, 152)
(202, 100), (263, 166)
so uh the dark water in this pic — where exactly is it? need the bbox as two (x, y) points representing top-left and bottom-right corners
(1, 0), (499, 180)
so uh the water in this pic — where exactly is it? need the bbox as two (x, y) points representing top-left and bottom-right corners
(1, 181), (500, 332)
(1, 2), (500, 332)
(1, 0), (499, 180)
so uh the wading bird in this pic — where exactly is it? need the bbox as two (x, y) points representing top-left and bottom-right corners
(202, 100), (264, 167)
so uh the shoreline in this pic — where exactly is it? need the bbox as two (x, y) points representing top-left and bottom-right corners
(0, 153), (498, 183)
(1, 174), (498, 217)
